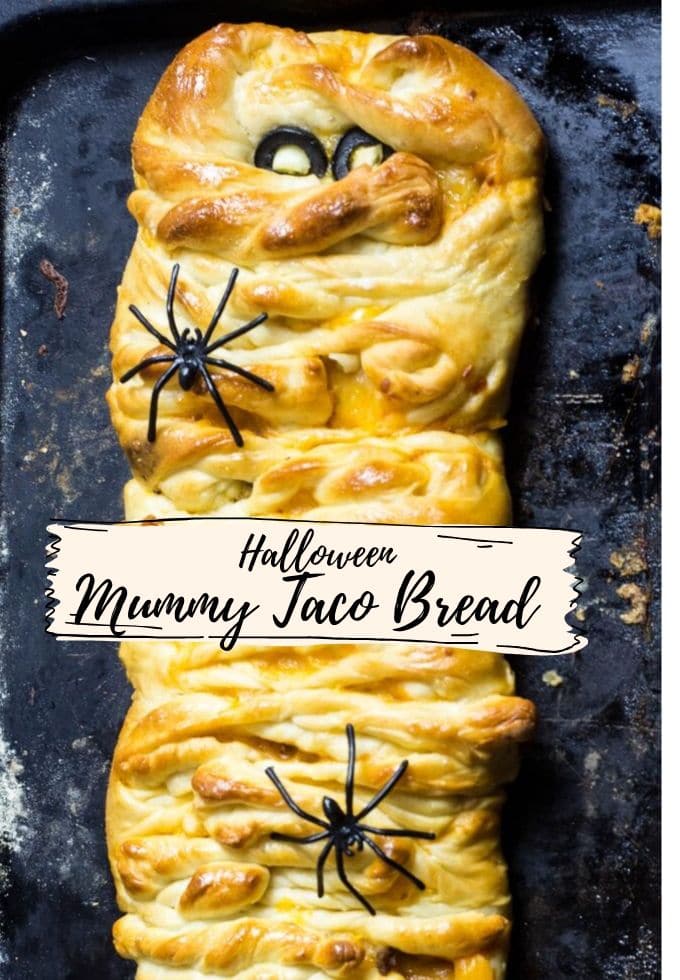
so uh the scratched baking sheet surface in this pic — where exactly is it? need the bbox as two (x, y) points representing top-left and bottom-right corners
(0, 1), (659, 977)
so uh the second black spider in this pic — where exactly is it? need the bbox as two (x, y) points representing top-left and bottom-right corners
(120, 263), (274, 445)
(265, 724), (435, 915)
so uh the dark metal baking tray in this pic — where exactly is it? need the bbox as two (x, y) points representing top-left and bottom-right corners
(0, 1), (660, 977)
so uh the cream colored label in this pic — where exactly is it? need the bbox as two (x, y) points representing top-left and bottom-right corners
(46, 520), (585, 655)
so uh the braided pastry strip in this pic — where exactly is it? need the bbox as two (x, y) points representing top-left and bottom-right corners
(106, 23), (544, 979)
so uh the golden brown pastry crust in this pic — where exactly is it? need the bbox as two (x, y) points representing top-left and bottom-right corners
(105, 22), (543, 979)
(107, 643), (534, 979)
(107, 22), (544, 504)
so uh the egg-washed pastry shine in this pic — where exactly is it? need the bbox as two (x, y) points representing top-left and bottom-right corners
(106, 22), (544, 980)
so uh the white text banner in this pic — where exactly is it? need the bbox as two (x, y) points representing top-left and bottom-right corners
(46, 519), (585, 655)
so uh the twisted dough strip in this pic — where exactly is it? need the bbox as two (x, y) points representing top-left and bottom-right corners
(106, 23), (544, 979)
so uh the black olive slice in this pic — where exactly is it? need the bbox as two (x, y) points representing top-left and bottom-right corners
(254, 126), (328, 178)
(331, 127), (394, 181)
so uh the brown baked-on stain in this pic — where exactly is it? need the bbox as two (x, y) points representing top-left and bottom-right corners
(404, 190), (441, 232)
(377, 948), (456, 978)
(125, 438), (157, 481)
(39, 258), (69, 319)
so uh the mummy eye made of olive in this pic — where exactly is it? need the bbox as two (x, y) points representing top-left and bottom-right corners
(254, 126), (328, 177)
(331, 127), (394, 180)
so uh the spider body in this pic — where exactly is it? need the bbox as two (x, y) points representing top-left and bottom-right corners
(265, 724), (435, 915)
(120, 264), (273, 445)
(322, 796), (364, 853)
(176, 329), (205, 391)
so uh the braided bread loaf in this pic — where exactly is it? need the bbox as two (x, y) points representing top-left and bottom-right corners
(106, 23), (544, 979)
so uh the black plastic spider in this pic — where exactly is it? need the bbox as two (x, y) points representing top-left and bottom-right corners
(265, 724), (435, 915)
(120, 263), (274, 445)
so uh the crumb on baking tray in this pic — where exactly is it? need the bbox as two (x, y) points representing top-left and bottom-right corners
(596, 93), (638, 120)
(610, 546), (648, 577)
(621, 356), (641, 383)
(39, 258), (69, 319)
(634, 203), (661, 239)
(640, 313), (657, 345)
(617, 583), (650, 625)
(542, 669), (564, 687)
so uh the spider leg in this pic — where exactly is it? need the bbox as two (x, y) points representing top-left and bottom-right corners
(356, 824), (436, 841)
(120, 354), (175, 384)
(361, 836), (427, 891)
(129, 305), (177, 351)
(264, 767), (328, 829)
(204, 312), (268, 353)
(334, 844), (376, 915)
(270, 830), (330, 844)
(197, 364), (244, 448)
(147, 362), (180, 442)
(355, 760), (409, 821)
(203, 267), (239, 346)
(345, 724), (356, 817)
(316, 837), (334, 898)
(165, 263), (182, 343)
(204, 357), (275, 393)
